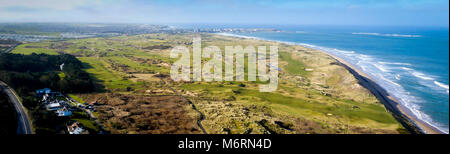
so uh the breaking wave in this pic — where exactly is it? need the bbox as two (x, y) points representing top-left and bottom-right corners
(216, 32), (448, 133)
(352, 32), (422, 38)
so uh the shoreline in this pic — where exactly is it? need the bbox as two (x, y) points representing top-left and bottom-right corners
(323, 52), (444, 134)
(215, 33), (445, 134)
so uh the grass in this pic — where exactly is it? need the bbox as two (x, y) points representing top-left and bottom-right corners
(279, 51), (308, 76)
(68, 94), (85, 104)
(78, 57), (134, 90)
(72, 118), (99, 132)
(11, 44), (60, 55)
(58, 72), (66, 80)
(182, 81), (399, 129)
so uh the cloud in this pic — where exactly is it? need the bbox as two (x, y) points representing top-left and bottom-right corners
(0, 0), (448, 26)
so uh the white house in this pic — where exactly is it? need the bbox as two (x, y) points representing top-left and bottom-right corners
(47, 103), (61, 111)
(67, 122), (86, 134)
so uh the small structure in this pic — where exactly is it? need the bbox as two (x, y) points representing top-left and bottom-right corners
(67, 122), (87, 134)
(60, 63), (64, 71)
(57, 107), (72, 117)
(47, 102), (61, 111)
(42, 94), (49, 102)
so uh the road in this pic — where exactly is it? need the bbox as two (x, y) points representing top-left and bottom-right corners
(0, 81), (33, 134)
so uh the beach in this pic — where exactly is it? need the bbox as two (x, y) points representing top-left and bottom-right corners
(219, 33), (448, 134)
(322, 52), (444, 134)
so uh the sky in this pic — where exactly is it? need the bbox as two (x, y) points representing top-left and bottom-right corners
(0, 0), (448, 27)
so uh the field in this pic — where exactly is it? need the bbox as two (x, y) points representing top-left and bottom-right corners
(10, 33), (406, 134)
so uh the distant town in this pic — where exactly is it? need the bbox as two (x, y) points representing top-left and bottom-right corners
(0, 23), (280, 42)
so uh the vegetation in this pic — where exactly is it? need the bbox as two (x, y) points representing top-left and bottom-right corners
(0, 53), (95, 94)
(0, 53), (96, 134)
(5, 33), (405, 134)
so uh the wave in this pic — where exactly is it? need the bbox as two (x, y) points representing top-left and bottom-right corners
(216, 33), (260, 39)
(434, 81), (450, 94)
(215, 32), (449, 133)
(412, 72), (435, 80)
(378, 74), (402, 87)
(352, 32), (422, 38)
(395, 74), (401, 80)
(373, 64), (390, 72)
(401, 67), (413, 71)
(434, 81), (449, 90)
(378, 61), (412, 66)
(391, 66), (446, 95)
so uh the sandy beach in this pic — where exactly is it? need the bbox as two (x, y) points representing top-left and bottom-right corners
(219, 33), (445, 134)
(322, 52), (444, 134)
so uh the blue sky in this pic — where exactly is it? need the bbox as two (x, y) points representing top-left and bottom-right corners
(0, 0), (448, 27)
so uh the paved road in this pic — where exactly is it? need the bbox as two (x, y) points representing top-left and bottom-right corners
(0, 81), (33, 134)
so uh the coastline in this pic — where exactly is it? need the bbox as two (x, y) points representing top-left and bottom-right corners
(323, 52), (444, 134)
(216, 33), (445, 134)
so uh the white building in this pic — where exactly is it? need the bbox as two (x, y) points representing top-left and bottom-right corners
(47, 103), (61, 111)
(67, 122), (86, 134)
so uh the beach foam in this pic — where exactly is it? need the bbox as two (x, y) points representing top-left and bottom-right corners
(412, 71), (435, 80)
(401, 67), (413, 71)
(434, 81), (450, 94)
(379, 61), (412, 66)
(434, 81), (449, 90)
(373, 64), (390, 72)
(395, 74), (401, 80)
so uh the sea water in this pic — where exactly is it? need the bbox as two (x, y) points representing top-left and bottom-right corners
(229, 25), (449, 133)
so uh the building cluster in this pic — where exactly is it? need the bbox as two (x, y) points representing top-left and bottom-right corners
(0, 34), (55, 42)
(36, 88), (89, 134)
(36, 88), (74, 117)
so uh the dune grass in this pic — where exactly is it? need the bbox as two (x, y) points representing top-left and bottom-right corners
(279, 51), (308, 76)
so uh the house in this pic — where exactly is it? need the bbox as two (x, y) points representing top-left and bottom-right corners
(67, 122), (87, 134)
(57, 107), (72, 117)
(41, 94), (49, 102)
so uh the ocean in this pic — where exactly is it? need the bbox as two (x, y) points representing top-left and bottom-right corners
(224, 25), (449, 133)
